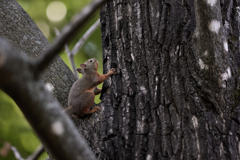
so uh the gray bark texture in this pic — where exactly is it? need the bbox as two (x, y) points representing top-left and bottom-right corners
(77, 0), (240, 160)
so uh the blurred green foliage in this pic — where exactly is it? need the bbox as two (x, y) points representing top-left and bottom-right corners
(0, 0), (103, 159)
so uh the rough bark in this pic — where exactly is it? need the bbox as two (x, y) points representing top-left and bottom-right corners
(76, 0), (240, 160)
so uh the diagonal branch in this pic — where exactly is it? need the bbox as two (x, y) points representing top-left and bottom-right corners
(0, 0), (108, 159)
(0, 38), (96, 160)
(35, 0), (108, 72)
(54, 19), (100, 79)
(72, 19), (100, 55)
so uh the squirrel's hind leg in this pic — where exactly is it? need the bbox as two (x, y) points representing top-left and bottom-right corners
(82, 106), (100, 114)
(81, 91), (100, 115)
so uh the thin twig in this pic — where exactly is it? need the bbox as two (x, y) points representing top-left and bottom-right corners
(54, 28), (78, 79)
(65, 44), (79, 78)
(10, 146), (25, 160)
(27, 145), (45, 160)
(35, 0), (108, 72)
(9, 145), (45, 160)
(72, 19), (100, 55)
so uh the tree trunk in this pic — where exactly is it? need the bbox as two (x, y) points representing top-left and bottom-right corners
(78, 0), (240, 159)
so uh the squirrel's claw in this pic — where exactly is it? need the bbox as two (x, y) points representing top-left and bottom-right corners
(95, 106), (101, 112)
(109, 68), (117, 75)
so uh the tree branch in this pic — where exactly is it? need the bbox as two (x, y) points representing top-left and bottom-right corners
(10, 146), (24, 160)
(54, 18), (100, 79)
(65, 45), (79, 78)
(54, 28), (79, 79)
(27, 145), (45, 160)
(35, 0), (108, 72)
(72, 19), (100, 55)
(0, 38), (96, 160)
(1, 144), (45, 160)
(0, 0), (77, 109)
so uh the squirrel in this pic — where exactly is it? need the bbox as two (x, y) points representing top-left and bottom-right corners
(76, 67), (102, 95)
(65, 58), (116, 118)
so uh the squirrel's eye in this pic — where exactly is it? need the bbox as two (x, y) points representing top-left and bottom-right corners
(89, 60), (93, 62)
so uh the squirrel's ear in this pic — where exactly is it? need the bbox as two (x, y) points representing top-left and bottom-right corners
(76, 68), (82, 73)
(80, 64), (86, 68)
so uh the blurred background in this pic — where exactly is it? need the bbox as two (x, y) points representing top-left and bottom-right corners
(0, 0), (103, 159)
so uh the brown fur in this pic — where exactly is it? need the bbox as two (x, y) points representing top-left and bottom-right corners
(65, 58), (115, 118)
(77, 67), (102, 95)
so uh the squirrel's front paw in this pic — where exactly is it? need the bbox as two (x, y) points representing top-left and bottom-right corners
(95, 106), (101, 112)
(109, 68), (116, 75)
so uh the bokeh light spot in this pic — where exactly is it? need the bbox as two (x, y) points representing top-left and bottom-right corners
(46, 1), (67, 22)
(36, 20), (50, 38)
